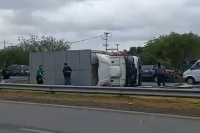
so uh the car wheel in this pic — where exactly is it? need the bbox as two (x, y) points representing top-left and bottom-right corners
(186, 77), (195, 84)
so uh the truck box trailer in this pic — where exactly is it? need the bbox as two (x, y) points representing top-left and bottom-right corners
(30, 50), (141, 86)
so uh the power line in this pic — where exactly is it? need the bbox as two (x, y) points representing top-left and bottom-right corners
(70, 35), (103, 44)
(0, 40), (15, 49)
(4, 40), (5, 49)
(1, 32), (112, 51)
(5, 42), (14, 45)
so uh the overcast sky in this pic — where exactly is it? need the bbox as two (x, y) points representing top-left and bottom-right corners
(0, 0), (199, 51)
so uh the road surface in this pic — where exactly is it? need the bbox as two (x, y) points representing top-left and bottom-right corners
(0, 101), (200, 133)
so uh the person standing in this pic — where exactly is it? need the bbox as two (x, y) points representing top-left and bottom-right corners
(36, 65), (45, 84)
(1, 65), (10, 83)
(130, 63), (137, 87)
(155, 63), (166, 87)
(63, 63), (72, 85)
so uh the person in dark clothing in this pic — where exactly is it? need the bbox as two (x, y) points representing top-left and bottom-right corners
(36, 65), (45, 84)
(155, 63), (166, 87)
(63, 63), (72, 85)
(130, 64), (137, 87)
(1, 65), (10, 83)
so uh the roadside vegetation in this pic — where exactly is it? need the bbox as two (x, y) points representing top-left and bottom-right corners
(0, 90), (200, 117)
(0, 35), (70, 68)
(1, 32), (200, 71)
(129, 32), (200, 70)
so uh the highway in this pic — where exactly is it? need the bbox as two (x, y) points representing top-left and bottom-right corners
(0, 101), (200, 133)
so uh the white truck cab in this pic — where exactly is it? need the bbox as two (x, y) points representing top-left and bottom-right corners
(96, 53), (141, 86)
(183, 59), (200, 84)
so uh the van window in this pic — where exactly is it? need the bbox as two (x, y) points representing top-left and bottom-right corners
(191, 62), (200, 70)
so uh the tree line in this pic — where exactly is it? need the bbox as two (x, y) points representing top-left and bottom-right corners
(0, 35), (71, 68)
(1, 32), (199, 70)
(128, 32), (200, 70)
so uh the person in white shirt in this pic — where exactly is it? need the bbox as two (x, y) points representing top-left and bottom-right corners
(155, 63), (166, 86)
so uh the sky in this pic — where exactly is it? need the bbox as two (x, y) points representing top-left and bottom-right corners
(0, 0), (199, 51)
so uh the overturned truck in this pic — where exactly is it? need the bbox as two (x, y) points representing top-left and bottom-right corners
(29, 50), (141, 86)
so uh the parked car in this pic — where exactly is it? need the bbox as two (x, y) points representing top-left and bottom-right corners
(141, 65), (155, 81)
(24, 70), (30, 75)
(183, 59), (200, 84)
(165, 67), (175, 80)
(8, 64), (30, 76)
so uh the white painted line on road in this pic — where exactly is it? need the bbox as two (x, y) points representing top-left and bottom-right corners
(19, 128), (54, 133)
(1, 100), (200, 120)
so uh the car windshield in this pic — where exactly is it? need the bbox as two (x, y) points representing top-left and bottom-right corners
(141, 65), (154, 70)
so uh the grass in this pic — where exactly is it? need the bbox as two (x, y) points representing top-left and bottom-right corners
(0, 90), (200, 117)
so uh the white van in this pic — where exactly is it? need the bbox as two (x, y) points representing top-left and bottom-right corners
(183, 59), (200, 84)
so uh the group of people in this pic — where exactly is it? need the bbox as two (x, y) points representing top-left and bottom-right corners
(36, 63), (72, 85)
(0, 62), (165, 87)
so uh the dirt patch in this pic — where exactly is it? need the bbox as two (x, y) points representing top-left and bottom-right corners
(0, 90), (200, 117)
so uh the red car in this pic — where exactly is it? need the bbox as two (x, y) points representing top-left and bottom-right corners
(165, 67), (175, 80)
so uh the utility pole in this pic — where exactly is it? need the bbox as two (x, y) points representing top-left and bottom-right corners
(4, 40), (6, 49)
(103, 32), (111, 52)
(115, 44), (120, 52)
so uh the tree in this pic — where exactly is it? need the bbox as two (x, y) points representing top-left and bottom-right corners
(0, 35), (71, 68)
(19, 35), (71, 52)
(128, 46), (143, 56)
(141, 32), (200, 69)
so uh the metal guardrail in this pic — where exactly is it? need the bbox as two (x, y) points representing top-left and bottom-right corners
(0, 83), (200, 98)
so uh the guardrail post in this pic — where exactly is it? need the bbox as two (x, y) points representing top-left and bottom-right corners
(118, 92), (124, 97)
(27, 75), (30, 84)
(49, 87), (55, 94)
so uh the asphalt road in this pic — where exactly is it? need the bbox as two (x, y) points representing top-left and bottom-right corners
(0, 101), (200, 133)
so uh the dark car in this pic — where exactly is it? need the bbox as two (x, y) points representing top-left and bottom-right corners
(8, 64), (30, 76)
(141, 65), (155, 81)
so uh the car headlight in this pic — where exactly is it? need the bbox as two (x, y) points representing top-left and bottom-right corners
(182, 72), (187, 78)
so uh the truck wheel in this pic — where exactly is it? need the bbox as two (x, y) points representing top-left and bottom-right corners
(186, 77), (195, 84)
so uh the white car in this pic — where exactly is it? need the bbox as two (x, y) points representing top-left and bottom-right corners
(183, 59), (200, 84)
